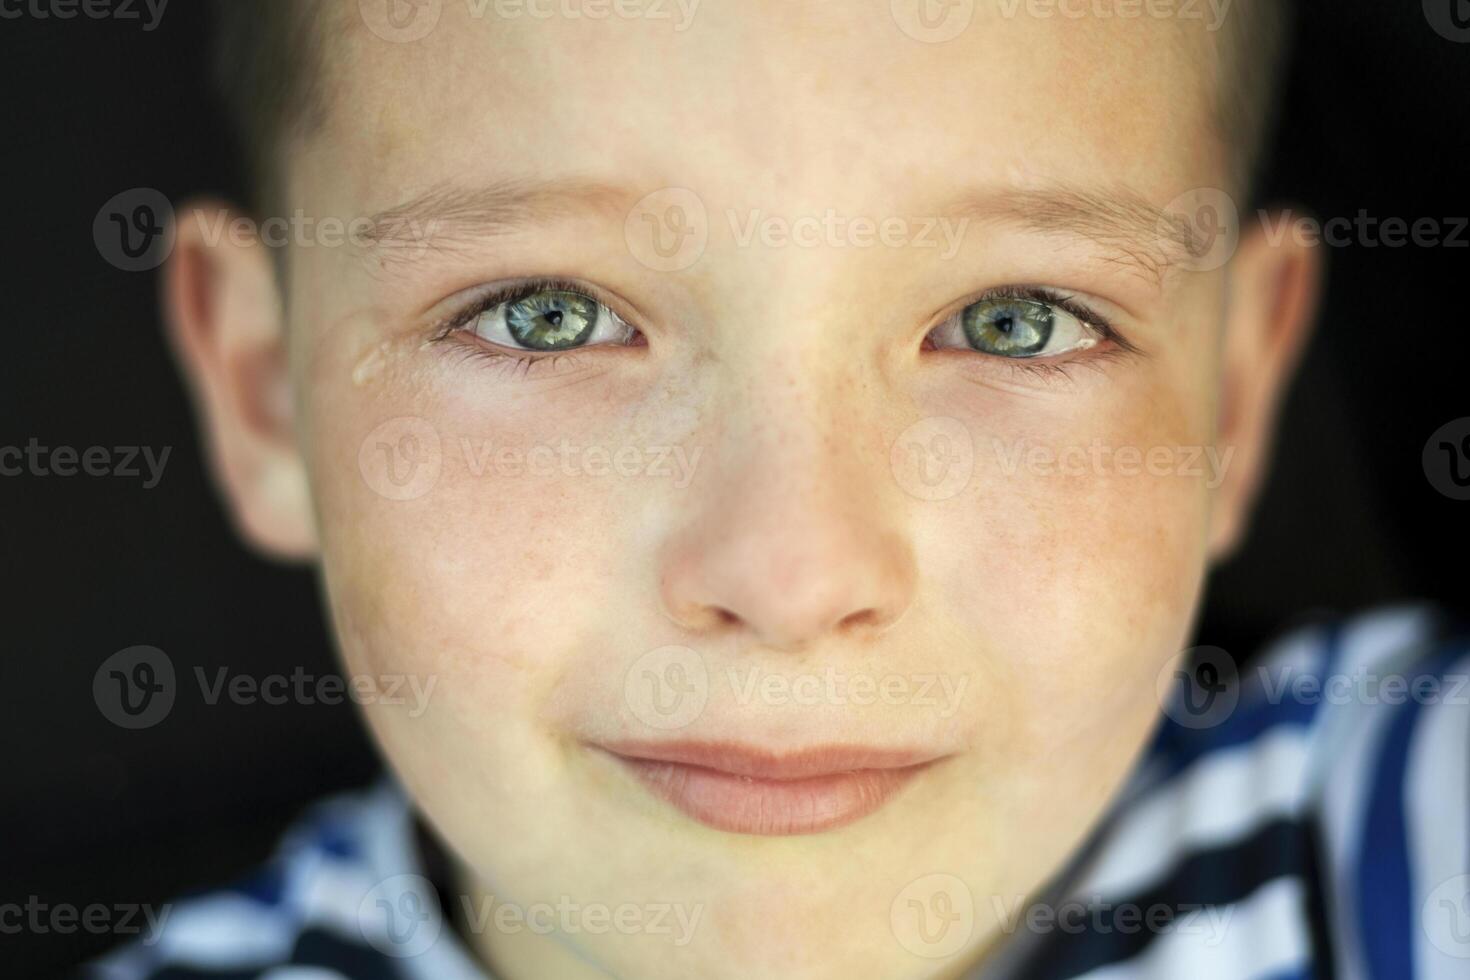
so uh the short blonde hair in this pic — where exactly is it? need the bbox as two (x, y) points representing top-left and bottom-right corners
(209, 0), (1293, 215)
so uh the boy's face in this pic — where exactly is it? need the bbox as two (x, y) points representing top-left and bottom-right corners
(174, 2), (1317, 977)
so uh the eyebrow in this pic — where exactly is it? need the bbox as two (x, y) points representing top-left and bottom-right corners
(360, 177), (1208, 286)
(942, 184), (1209, 287)
(359, 177), (638, 260)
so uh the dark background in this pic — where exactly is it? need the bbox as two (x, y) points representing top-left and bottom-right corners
(1, 3), (1467, 976)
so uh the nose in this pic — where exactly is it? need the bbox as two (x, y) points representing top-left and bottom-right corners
(658, 401), (916, 653)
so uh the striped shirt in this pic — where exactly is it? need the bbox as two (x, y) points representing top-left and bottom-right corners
(88, 605), (1470, 979)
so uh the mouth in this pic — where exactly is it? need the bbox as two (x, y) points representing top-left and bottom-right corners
(593, 740), (945, 836)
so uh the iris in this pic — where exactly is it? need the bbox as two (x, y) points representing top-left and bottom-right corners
(504, 290), (600, 351)
(961, 298), (1054, 357)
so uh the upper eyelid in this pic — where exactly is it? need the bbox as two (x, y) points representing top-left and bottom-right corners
(933, 287), (1113, 337)
(432, 278), (624, 340)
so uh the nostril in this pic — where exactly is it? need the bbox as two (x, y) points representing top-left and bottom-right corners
(836, 608), (883, 633)
(659, 522), (917, 648)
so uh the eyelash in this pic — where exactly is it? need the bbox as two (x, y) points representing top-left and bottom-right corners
(429, 280), (1137, 377)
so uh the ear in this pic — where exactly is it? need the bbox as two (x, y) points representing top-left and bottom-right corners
(1207, 211), (1324, 561)
(164, 200), (318, 561)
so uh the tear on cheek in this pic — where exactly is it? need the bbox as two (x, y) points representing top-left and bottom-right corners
(352, 340), (395, 387)
(347, 333), (437, 390)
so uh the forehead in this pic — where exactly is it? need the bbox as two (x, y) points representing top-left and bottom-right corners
(304, 0), (1222, 214)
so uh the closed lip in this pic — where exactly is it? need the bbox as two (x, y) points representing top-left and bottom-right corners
(593, 739), (947, 835)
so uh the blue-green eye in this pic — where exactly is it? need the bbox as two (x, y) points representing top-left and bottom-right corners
(964, 298), (1053, 356)
(929, 294), (1101, 359)
(469, 287), (637, 352)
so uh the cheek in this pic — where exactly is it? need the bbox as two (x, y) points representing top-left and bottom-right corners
(924, 368), (1214, 759)
(301, 368), (661, 842)
(300, 349), (653, 739)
